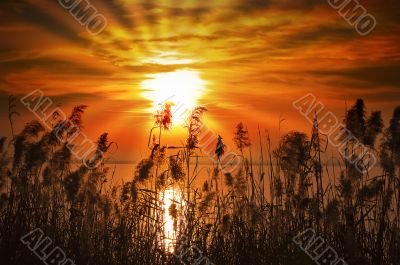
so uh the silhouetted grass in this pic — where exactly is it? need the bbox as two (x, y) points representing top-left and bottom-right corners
(0, 99), (399, 265)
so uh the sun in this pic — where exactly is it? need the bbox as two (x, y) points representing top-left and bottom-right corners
(141, 69), (207, 124)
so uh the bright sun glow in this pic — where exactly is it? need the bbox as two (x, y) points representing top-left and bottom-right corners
(141, 69), (207, 124)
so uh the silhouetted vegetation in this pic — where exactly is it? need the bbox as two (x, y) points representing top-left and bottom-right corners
(0, 98), (399, 265)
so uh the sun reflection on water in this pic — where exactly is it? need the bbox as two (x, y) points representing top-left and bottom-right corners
(161, 188), (182, 252)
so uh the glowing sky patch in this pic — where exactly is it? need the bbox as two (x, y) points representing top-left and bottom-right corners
(141, 69), (207, 124)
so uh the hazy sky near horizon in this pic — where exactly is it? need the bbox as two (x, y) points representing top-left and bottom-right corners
(0, 0), (399, 169)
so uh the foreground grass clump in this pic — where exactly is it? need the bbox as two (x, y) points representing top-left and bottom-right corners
(0, 98), (399, 265)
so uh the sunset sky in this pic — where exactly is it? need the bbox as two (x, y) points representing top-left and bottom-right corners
(0, 0), (399, 174)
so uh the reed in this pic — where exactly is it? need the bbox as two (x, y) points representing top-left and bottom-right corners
(0, 98), (399, 265)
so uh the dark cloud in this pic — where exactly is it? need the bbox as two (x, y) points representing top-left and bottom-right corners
(309, 64), (400, 88)
(234, 0), (321, 12)
(0, 1), (88, 46)
(0, 57), (113, 77)
(166, 6), (211, 21)
(276, 24), (357, 50)
(100, 0), (135, 29)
